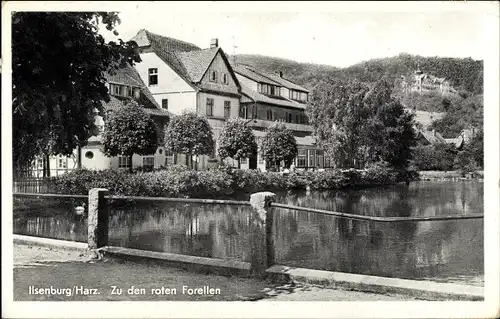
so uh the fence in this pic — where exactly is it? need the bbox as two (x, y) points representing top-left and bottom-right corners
(13, 178), (57, 194)
(13, 190), (484, 278)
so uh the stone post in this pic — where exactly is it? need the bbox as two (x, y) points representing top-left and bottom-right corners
(88, 188), (109, 250)
(249, 192), (276, 278)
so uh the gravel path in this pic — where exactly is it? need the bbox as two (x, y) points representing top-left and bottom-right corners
(14, 244), (413, 301)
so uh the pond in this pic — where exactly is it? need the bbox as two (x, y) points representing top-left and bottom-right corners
(13, 181), (483, 285)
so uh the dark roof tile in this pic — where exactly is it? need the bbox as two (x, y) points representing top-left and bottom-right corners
(240, 84), (306, 110)
(175, 48), (219, 83)
(233, 64), (282, 86)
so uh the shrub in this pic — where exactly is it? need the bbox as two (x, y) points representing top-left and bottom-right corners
(47, 162), (410, 198)
(412, 144), (457, 171)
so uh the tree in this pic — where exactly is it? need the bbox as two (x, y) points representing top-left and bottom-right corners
(164, 111), (215, 169)
(307, 79), (371, 168)
(12, 12), (141, 173)
(217, 118), (257, 169)
(455, 129), (483, 173)
(412, 143), (457, 171)
(307, 77), (416, 169)
(260, 122), (297, 171)
(364, 80), (417, 168)
(102, 101), (159, 171)
(467, 129), (483, 168)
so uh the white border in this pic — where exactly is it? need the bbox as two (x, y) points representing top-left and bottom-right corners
(2, 1), (499, 318)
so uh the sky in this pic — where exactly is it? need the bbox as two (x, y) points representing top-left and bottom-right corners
(97, 1), (490, 68)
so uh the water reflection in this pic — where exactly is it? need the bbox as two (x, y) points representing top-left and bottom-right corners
(13, 181), (483, 283)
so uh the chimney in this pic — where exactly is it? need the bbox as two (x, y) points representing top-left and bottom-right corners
(432, 129), (436, 136)
(210, 38), (218, 48)
(279, 71), (283, 78)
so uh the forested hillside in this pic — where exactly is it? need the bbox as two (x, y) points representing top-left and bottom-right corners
(231, 52), (483, 138)
(232, 53), (483, 95)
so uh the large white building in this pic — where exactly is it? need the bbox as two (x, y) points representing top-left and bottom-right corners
(31, 30), (328, 176)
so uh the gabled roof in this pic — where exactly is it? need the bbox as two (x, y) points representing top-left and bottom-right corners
(262, 72), (310, 93)
(233, 64), (309, 93)
(175, 47), (219, 83)
(131, 30), (240, 92)
(105, 64), (143, 87)
(103, 64), (171, 118)
(444, 137), (462, 148)
(233, 64), (282, 86)
(416, 130), (447, 145)
(131, 29), (201, 53)
(240, 84), (306, 110)
(103, 96), (171, 118)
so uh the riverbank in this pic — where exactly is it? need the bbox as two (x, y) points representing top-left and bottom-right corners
(33, 163), (415, 199)
(419, 170), (484, 181)
(13, 244), (414, 301)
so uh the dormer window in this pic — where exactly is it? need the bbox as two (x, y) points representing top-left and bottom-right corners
(148, 68), (158, 86)
(210, 71), (218, 83)
(259, 83), (280, 97)
(289, 90), (308, 102)
(127, 86), (133, 97)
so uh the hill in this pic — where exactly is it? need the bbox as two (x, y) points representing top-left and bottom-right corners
(231, 53), (483, 137)
(229, 54), (340, 90)
(232, 53), (483, 95)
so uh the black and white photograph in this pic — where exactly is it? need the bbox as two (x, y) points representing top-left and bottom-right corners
(2, 1), (499, 318)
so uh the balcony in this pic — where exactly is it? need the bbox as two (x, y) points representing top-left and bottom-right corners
(245, 119), (313, 133)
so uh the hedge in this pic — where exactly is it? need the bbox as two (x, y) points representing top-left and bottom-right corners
(46, 162), (416, 198)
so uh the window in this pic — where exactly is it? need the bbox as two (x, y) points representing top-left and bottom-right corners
(58, 157), (67, 169)
(143, 156), (154, 169)
(224, 101), (231, 118)
(240, 158), (248, 165)
(210, 71), (217, 82)
(252, 105), (258, 119)
(37, 158), (43, 169)
(266, 109), (273, 120)
(112, 84), (120, 96)
(316, 150), (324, 168)
(308, 150), (315, 167)
(297, 150), (307, 167)
(286, 112), (292, 123)
(260, 84), (279, 96)
(239, 105), (248, 119)
(206, 98), (214, 116)
(295, 114), (300, 124)
(162, 99), (168, 109)
(118, 156), (131, 169)
(258, 152), (264, 165)
(85, 151), (94, 159)
(127, 86), (133, 97)
(222, 73), (228, 84)
(148, 68), (158, 86)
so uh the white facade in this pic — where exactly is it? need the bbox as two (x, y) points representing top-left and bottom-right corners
(134, 52), (197, 115)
